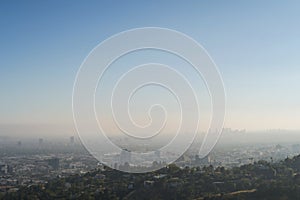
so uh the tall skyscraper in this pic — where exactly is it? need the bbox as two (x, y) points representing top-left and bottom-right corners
(120, 149), (131, 165)
(70, 136), (75, 144)
(39, 138), (43, 145)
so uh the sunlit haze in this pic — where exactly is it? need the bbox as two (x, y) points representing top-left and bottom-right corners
(1, 1), (300, 137)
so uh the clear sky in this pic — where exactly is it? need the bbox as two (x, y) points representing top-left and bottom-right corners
(1, 0), (300, 137)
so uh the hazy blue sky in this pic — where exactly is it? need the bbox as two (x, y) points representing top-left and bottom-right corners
(1, 0), (300, 135)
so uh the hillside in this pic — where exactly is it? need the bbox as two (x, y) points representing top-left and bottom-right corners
(3, 155), (300, 200)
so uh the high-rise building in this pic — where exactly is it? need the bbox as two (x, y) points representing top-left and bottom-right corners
(155, 150), (161, 161)
(120, 149), (131, 165)
(70, 136), (75, 144)
(194, 154), (211, 166)
(39, 138), (43, 145)
(0, 164), (12, 174)
(48, 158), (59, 170)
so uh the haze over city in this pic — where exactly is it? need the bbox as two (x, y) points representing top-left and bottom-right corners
(2, 1), (300, 199)
(1, 1), (300, 141)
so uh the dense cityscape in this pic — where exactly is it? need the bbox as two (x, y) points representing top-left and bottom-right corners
(2, 142), (300, 199)
(1, 1), (300, 199)
(1, 129), (300, 199)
